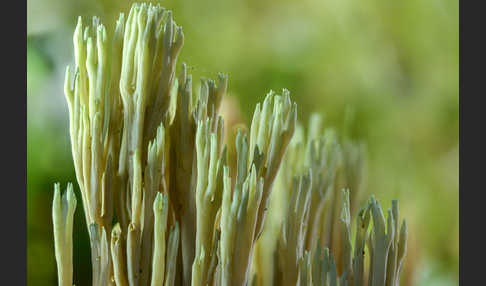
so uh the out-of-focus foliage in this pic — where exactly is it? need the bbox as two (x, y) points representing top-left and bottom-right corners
(27, 0), (458, 285)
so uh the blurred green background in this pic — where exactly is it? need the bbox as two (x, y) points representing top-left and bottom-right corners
(27, 0), (458, 285)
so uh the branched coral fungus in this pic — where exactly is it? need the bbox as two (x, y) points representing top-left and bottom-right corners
(53, 3), (407, 286)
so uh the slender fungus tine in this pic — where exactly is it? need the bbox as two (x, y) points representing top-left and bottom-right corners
(52, 183), (77, 286)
